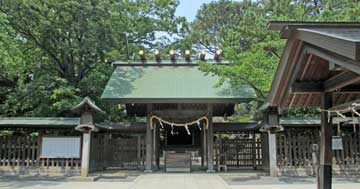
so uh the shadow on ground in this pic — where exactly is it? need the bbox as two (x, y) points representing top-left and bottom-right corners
(221, 176), (360, 186)
(0, 175), (64, 189)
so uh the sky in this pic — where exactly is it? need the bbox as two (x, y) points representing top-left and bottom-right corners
(154, 0), (215, 49)
(175, 0), (214, 22)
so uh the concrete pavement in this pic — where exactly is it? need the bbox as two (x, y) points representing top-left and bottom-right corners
(0, 174), (359, 189)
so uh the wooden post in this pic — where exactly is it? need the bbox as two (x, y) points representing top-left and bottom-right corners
(137, 135), (141, 169)
(79, 111), (94, 177)
(200, 128), (204, 167)
(81, 132), (91, 177)
(206, 104), (215, 172)
(318, 92), (332, 189)
(264, 108), (279, 176)
(145, 104), (153, 172)
(154, 125), (160, 170)
(203, 126), (208, 168)
(261, 133), (269, 171)
(267, 108), (279, 176)
(268, 133), (277, 176)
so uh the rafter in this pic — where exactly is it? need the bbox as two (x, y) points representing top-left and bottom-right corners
(291, 81), (360, 94)
(324, 71), (360, 92)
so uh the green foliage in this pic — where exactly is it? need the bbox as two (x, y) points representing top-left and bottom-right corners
(0, 0), (185, 119)
(2, 0), (360, 121)
(188, 0), (360, 119)
(284, 107), (321, 118)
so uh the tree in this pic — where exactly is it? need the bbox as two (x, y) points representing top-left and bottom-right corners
(191, 0), (286, 105)
(190, 0), (360, 116)
(0, 0), (186, 118)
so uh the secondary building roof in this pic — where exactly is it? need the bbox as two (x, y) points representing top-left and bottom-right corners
(101, 63), (256, 103)
(0, 117), (80, 129)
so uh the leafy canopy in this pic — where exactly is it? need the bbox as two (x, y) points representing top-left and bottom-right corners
(0, 0), (185, 119)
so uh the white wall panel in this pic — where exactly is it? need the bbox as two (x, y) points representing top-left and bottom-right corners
(41, 137), (81, 158)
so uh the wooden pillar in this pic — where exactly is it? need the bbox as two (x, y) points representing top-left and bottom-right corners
(318, 92), (332, 189)
(264, 108), (279, 176)
(206, 104), (215, 172)
(261, 133), (269, 171)
(154, 125), (160, 170)
(81, 132), (91, 177)
(145, 104), (153, 172)
(268, 133), (277, 176)
(200, 128), (204, 167)
(137, 135), (141, 169)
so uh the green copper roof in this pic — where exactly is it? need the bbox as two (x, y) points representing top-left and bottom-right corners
(101, 66), (256, 103)
(72, 97), (105, 114)
(0, 117), (80, 127)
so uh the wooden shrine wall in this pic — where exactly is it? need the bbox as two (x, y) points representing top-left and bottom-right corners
(276, 127), (360, 176)
(90, 133), (146, 171)
(0, 135), (81, 175)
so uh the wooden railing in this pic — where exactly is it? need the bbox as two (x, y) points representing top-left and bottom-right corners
(276, 127), (360, 174)
(0, 135), (81, 175)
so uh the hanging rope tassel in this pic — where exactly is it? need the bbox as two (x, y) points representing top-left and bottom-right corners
(185, 124), (190, 135)
(352, 107), (360, 117)
(352, 112), (357, 133)
(159, 121), (164, 129)
(171, 124), (174, 135)
(197, 121), (201, 130)
(336, 111), (347, 119)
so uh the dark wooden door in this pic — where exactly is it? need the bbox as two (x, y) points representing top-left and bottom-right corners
(215, 135), (261, 168)
(91, 133), (145, 170)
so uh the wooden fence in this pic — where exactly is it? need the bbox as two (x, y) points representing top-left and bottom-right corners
(0, 135), (81, 175)
(276, 127), (360, 175)
(214, 134), (262, 169)
(91, 133), (146, 171)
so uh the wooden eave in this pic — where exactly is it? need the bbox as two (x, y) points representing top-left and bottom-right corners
(267, 23), (360, 111)
(268, 21), (360, 31)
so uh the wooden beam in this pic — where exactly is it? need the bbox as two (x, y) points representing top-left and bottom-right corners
(267, 21), (360, 31)
(267, 38), (300, 106)
(296, 29), (359, 61)
(305, 94), (313, 106)
(324, 71), (360, 92)
(279, 47), (309, 109)
(299, 54), (313, 80)
(319, 92), (333, 189)
(288, 94), (297, 108)
(291, 82), (360, 94)
(152, 110), (207, 119)
(306, 45), (360, 75)
(290, 82), (324, 94)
